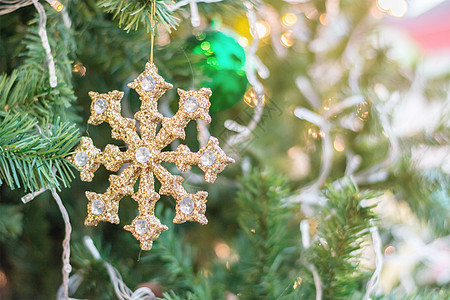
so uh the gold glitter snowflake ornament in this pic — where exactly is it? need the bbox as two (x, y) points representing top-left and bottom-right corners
(67, 63), (234, 250)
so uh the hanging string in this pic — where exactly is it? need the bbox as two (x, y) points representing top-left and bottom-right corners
(150, 0), (156, 63)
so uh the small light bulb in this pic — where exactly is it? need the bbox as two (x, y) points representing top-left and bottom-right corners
(243, 87), (265, 108)
(46, 0), (64, 12)
(255, 21), (270, 39)
(281, 31), (294, 48)
(282, 13), (297, 26)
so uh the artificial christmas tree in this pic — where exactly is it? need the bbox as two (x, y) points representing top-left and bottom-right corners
(1, 0), (449, 299)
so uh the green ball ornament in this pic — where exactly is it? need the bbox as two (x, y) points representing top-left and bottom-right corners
(187, 31), (248, 113)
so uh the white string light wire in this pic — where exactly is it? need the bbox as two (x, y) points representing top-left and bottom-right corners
(32, 0), (58, 87)
(83, 236), (156, 300)
(363, 221), (383, 300)
(223, 1), (265, 151)
(0, 0), (32, 15)
(51, 188), (72, 300)
(300, 219), (323, 300)
(167, 0), (222, 27)
(21, 185), (72, 300)
(1, 0), (60, 87)
(244, 1), (264, 97)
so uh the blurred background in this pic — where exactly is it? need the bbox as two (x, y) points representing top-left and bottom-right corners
(0, 0), (449, 299)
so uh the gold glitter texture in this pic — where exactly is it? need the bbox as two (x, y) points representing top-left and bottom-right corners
(67, 63), (234, 250)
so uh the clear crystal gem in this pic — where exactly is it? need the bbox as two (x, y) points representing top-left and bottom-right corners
(135, 147), (151, 163)
(74, 151), (89, 167)
(179, 198), (195, 215)
(134, 219), (149, 235)
(91, 200), (105, 215)
(140, 76), (155, 92)
(200, 150), (216, 167)
(94, 98), (107, 114)
(184, 96), (199, 113)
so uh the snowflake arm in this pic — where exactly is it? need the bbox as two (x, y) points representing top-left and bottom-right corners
(66, 137), (101, 182)
(157, 136), (235, 183)
(153, 88), (212, 150)
(88, 90), (141, 146)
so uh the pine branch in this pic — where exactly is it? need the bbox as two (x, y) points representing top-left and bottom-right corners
(390, 159), (450, 236)
(234, 169), (299, 299)
(306, 177), (380, 300)
(98, 0), (180, 32)
(0, 114), (80, 192)
(0, 10), (77, 120)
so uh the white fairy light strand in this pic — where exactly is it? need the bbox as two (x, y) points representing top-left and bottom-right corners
(0, 0), (60, 87)
(32, 0), (57, 87)
(293, 107), (332, 192)
(167, 0), (222, 27)
(56, 237), (156, 299)
(308, 263), (323, 300)
(0, 0), (32, 15)
(364, 221), (383, 300)
(52, 188), (72, 300)
(223, 1), (266, 151)
(288, 93), (365, 203)
(300, 219), (322, 300)
(83, 236), (156, 300)
(21, 186), (72, 300)
(61, 5), (71, 28)
(244, 1), (264, 96)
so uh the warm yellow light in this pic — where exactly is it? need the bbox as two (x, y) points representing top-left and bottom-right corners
(0, 270), (7, 289)
(377, 0), (391, 11)
(73, 63), (86, 76)
(244, 87), (265, 107)
(282, 13), (298, 26)
(377, 0), (408, 18)
(333, 136), (345, 152)
(319, 13), (328, 25)
(308, 127), (319, 139)
(214, 242), (231, 260)
(318, 130), (325, 138)
(356, 102), (370, 121)
(293, 277), (303, 289)
(255, 21), (270, 39)
(281, 30), (294, 48)
(384, 245), (396, 255)
(238, 36), (249, 48)
(46, 0), (63, 12)
(390, 0), (408, 17)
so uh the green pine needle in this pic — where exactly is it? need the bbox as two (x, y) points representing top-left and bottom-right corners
(0, 114), (80, 192)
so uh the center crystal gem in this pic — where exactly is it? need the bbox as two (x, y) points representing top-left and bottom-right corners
(135, 147), (151, 163)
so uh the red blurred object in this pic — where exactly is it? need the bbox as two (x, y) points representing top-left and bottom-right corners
(392, 1), (450, 52)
